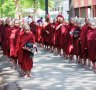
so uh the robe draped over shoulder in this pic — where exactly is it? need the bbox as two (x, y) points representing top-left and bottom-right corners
(87, 28), (96, 62)
(16, 30), (35, 70)
(10, 27), (21, 58)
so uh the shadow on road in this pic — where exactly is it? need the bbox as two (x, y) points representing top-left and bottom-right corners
(16, 48), (96, 90)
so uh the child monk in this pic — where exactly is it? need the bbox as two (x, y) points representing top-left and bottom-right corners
(16, 23), (35, 78)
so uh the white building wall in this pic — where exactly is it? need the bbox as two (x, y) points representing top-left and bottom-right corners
(62, 0), (69, 20)
(54, 0), (69, 20)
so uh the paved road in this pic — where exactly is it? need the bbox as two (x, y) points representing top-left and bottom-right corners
(1, 48), (96, 90)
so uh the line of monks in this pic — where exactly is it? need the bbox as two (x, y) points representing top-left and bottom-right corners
(33, 15), (96, 71)
(0, 14), (96, 78)
(0, 18), (35, 78)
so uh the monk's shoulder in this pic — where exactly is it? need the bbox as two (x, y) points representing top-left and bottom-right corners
(19, 30), (24, 36)
(29, 31), (34, 36)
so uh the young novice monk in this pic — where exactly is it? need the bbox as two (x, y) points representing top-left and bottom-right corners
(16, 23), (35, 78)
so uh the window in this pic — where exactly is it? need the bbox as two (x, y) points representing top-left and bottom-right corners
(75, 8), (79, 17)
(81, 7), (86, 18)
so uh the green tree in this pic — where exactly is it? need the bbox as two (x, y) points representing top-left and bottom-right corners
(14, 0), (39, 18)
(1, 0), (15, 17)
(0, 0), (55, 18)
(39, 0), (54, 11)
(20, 0), (54, 18)
(0, 1), (2, 17)
(0, 0), (5, 17)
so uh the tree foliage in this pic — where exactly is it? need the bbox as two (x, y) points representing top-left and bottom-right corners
(0, 0), (55, 17)
(1, 0), (15, 17)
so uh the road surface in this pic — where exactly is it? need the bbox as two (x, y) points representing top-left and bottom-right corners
(0, 48), (96, 90)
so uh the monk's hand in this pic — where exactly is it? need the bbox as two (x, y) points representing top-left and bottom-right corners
(23, 47), (26, 49)
(56, 24), (62, 30)
(23, 47), (30, 51)
(46, 30), (49, 34)
(33, 44), (38, 53)
(52, 26), (55, 28)
(60, 24), (63, 26)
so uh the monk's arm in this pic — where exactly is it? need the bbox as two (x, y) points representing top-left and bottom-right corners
(15, 35), (21, 56)
(56, 24), (62, 30)
(30, 35), (35, 44)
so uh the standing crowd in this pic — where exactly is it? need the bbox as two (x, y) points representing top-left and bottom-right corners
(34, 15), (96, 71)
(0, 14), (96, 78)
(0, 18), (35, 78)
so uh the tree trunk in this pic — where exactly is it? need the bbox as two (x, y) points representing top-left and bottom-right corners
(14, 0), (19, 19)
(69, 0), (74, 20)
(33, 0), (36, 20)
(69, 0), (71, 21)
(45, 0), (48, 16)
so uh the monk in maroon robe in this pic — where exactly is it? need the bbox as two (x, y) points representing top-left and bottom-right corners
(5, 22), (14, 57)
(40, 25), (46, 47)
(87, 24), (96, 69)
(72, 25), (81, 62)
(16, 24), (35, 78)
(64, 22), (73, 57)
(0, 20), (3, 44)
(50, 21), (56, 51)
(30, 21), (37, 39)
(0, 20), (4, 50)
(67, 24), (76, 61)
(43, 25), (49, 49)
(3, 18), (11, 55)
(42, 17), (50, 49)
(10, 19), (21, 67)
(80, 21), (91, 66)
(61, 22), (69, 58)
(54, 15), (64, 55)
(44, 20), (54, 51)
(67, 22), (81, 62)
(36, 23), (42, 43)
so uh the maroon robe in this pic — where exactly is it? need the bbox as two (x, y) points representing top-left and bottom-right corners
(16, 30), (35, 70)
(5, 27), (13, 57)
(44, 23), (54, 46)
(3, 25), (10, 55)
(54, 22), (63, 49)
(30, 21), (37, 38)
(67, 26), (75, 55)
(51, 23), (56, 46)
(62, 25), (70, 55)
(54, 22), (59, 48)
(67, 26), (81, 56)
(64, 24), (73, 55)
(36, 26), (42, 42)
(10, 26), (21, 58)
(80, 24), (90, 58)
(87, 28), (96, 62)
(40, 26), (45, 44)
(0, 25), (2, 43)
(0, 24), (4, 50)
